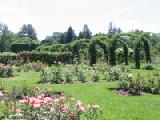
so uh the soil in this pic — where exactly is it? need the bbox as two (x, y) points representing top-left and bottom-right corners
(113, 89), (150, 96)
(0, 91), (64, 101)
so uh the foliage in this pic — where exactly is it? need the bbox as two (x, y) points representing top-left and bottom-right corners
(17, 51), (73, 65)
(41, 32), (63, 45)
(89, 39), (108, 66)
(134, 34), (151, 69)
(11, 42), (39, 53)
(78, 24), (92, 39)
(0, 52), (17, 65)
(118, 73), (160, 95)
(0, 24), (13, 52)
(0, 63), (14, 77)
(143, 64), (155, 70)
(106, 65), (123, 81)
(17, 24), (37, 40)
(2, 93), (102, 120)
(61, 26), (76, 44)
(109, 33), (132, 65)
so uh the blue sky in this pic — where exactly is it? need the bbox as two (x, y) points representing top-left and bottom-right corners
(0, 0), (159, 39)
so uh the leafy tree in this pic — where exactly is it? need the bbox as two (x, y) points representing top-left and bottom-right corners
(18, 24), (37, 40)
(0, 24), (13, 52)
(42, 32), (63, 45)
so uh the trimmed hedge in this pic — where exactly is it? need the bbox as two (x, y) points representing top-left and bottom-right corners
(11, 43), (39, 53)
(17, 51), (73, 64)
(36, 44), (72, 52)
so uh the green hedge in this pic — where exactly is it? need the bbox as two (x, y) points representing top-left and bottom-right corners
(36, 44), (72, 52)
(17, 51), (73, 64)
(11, 43), (39, 53)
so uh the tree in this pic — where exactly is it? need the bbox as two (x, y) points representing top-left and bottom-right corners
(65, 26), (76, 43)
(0, 24), (13, 52)
(78, 32), (84, 39)
(80, 24), (92, 39)
(42, 32), (63, 45)
(59, 32), (66, 44)
(78, 24), (92, 39)
(18, 24), (37, 40)
(107, 22), (121, 38)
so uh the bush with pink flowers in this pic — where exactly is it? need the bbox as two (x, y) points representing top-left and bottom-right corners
(0, 63), (14, 77)
(2, 94), (102, 120)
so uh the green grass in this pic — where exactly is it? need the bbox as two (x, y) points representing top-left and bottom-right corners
(0, 66), (160, 120)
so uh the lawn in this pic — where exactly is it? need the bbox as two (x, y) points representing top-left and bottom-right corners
(0, 66), (160, 120)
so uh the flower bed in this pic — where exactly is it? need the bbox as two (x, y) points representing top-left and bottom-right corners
(1, 93), (102, 120)
(0, 63), (14, 77)
(117, 73), (160, 96)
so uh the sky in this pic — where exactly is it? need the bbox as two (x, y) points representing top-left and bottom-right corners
(0, 0), (160, 40)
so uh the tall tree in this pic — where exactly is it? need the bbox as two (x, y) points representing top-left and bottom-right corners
(78, 24), (92, 39)
(59, 32), (66, 44)
(65, 26), (76, 43)
(82, 24), (92, 39)
(0, 24), (12, 52)
(18, 24), (37, 40)
(107, 22), (121, 38)
(42, 32), (63, 45)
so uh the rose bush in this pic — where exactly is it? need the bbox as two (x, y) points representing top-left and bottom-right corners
(2, 94), (102, 120)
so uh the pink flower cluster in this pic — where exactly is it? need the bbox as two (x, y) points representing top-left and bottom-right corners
(76, 100), (85, 112)
(19, 94), (54, 108)
(19, 94), (86, 113)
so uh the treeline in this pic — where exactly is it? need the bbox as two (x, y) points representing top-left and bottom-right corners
(0, 22), (160, 53)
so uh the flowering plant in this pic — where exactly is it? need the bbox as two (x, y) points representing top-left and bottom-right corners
(0, 63), (14, 77)
(2, 94), (102, 120)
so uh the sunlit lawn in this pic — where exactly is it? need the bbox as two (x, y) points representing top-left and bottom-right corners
(0, 65), (160, 120)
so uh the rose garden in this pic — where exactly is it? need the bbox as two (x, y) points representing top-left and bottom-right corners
(0, 33), (160, 120)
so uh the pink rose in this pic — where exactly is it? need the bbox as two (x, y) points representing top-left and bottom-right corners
(33, 103), (41, 108)
(19, 99), (29, 104)
(16, 108), (21, 113)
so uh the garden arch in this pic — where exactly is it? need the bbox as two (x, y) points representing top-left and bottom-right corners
(89, 39), (108, 66)
(72, 39), (90, 63)
(135, 34), (151, 69)
(109, 33), (138, 66)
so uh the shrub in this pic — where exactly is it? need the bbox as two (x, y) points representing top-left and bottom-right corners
(92, 65), (100, 82)
(0, 63), (14, 77)
(0, 52), (17, 65)
(64, 65), (74, 83)
(143, 64), (155, 70)
(39, 64), (64, 84)
(2, 94), (102, 120)
(11, 43), (39, 53)
(75, 65), (87, 83)
(17, 51), (74, 65)
(118, 73), (160, 95)
(106, 65), (123, 81)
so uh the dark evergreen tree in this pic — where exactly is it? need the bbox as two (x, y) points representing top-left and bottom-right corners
(18, 24), (37, 40)
(65, 26), (76, 43)
(59, 32), (66, 44)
